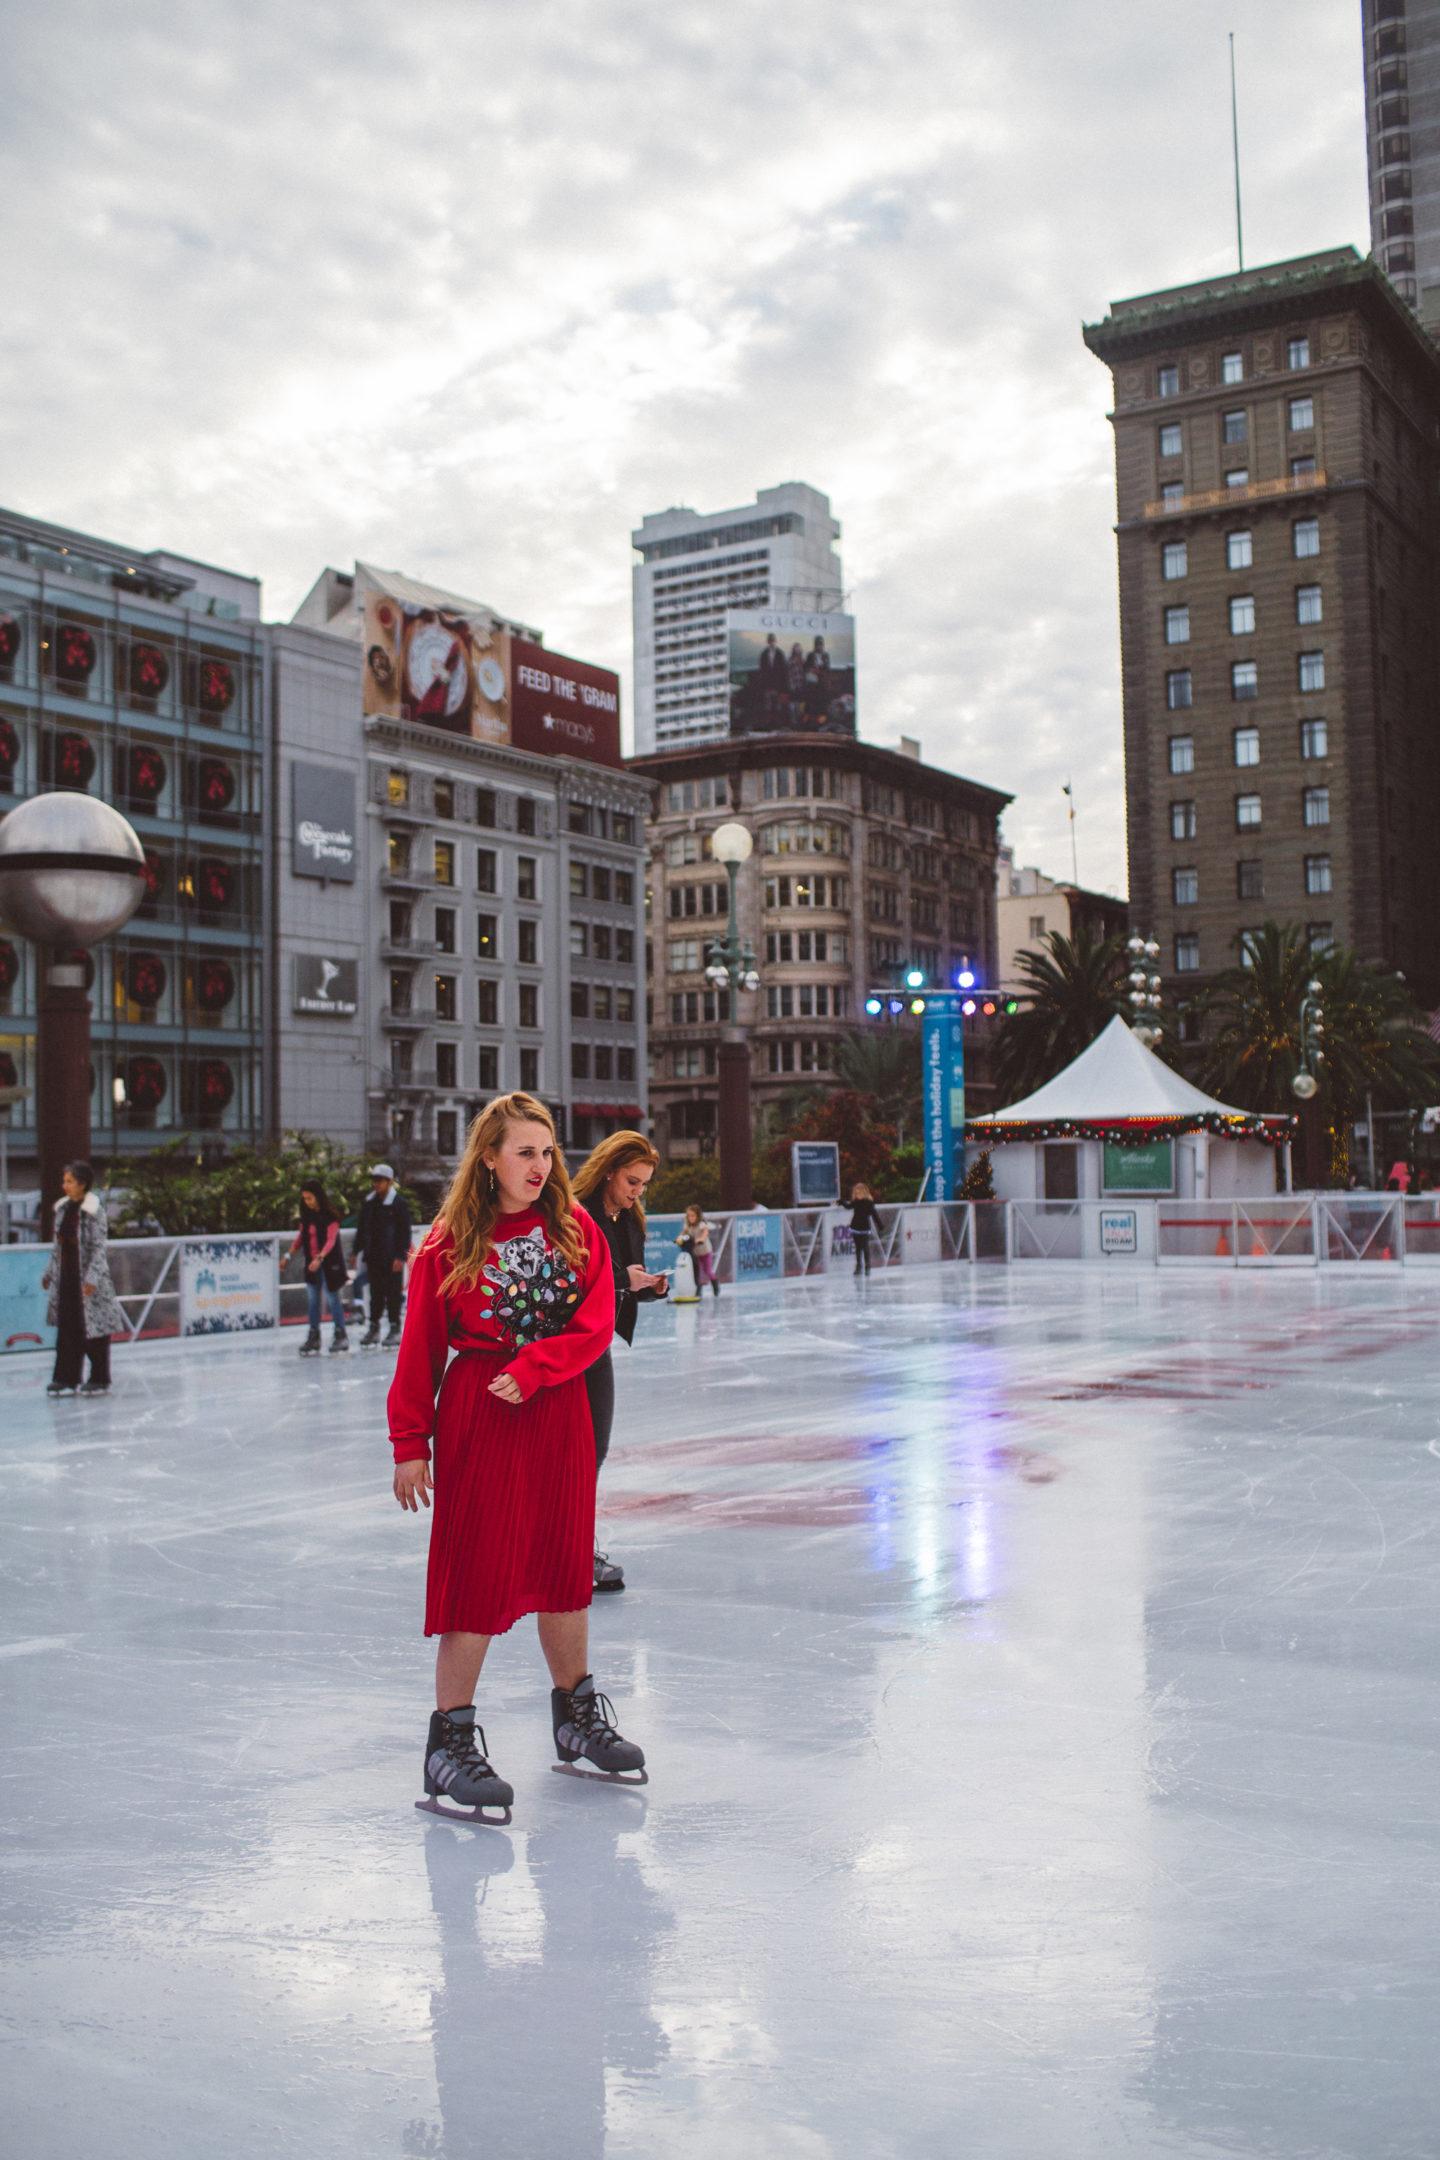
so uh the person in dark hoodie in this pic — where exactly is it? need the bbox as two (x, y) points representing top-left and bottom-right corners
(355, 1162), (413, 1348)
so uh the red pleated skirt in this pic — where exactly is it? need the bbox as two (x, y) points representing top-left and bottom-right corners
(425, 1351), (596, 1637)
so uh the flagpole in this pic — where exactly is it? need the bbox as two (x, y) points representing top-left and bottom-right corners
(1230, 31), (1245, 273)
(1063, 778), (1079, 886)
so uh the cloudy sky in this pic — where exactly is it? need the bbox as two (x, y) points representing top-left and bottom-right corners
(0, 0), (1370, 893)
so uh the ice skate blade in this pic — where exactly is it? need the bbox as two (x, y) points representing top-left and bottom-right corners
(415, 1796), (512, 1827)
(593, 1578), (626, 1594)
(551, 1761), (649, 1786)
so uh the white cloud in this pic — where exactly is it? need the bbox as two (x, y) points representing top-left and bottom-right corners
(0, 0), (1368, 892)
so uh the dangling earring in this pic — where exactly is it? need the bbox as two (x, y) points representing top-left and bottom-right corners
(487, 1167), (498, 1198)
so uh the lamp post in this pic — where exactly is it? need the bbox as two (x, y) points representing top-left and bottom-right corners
(1126, 933), (1164, 1048)
(704, 820), (760, 1211)
(0, 794), (147, 1231)
(1292, 976), (1326, 1188)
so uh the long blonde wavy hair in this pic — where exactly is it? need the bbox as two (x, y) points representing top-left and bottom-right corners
(572, 1130), (662, 1234)
(434, 1092), (586, 1294)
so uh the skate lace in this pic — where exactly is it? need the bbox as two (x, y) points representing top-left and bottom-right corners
(570, 1689), (619, 1737)
(445, 1720), (493, 1775)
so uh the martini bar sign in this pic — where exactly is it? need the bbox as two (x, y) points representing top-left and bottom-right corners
(509, 639), (621, 768)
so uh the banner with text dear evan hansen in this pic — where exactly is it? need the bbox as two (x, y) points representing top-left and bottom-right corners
(180, 1238), (278, 1337)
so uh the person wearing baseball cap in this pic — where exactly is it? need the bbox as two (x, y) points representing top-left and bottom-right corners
(356, 1163), (413, 1348)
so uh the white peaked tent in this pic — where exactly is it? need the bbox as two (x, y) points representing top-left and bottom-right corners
(967, 1015), (1293, 1203)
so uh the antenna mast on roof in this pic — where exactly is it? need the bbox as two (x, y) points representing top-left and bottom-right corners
(1230, 31), (1245, 272)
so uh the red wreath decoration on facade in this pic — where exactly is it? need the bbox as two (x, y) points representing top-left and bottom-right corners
(54, 731), (96, 788)
(0, 717), (18, 771)
(0, 939), (18, 994)
(126, 953), (167, 1007)
(55, 624), (97, 682)
(130, 642), (170, 699)
(197, 757), (235, 813)
(195, 957), (235, 1012)
(141, 851), (166, 903)
(196, 1059), (234, 1111)
(123, 744), (167, 803)
(195, 858), (234, 909)
(197, 658), (236, 714)
(0, 613), (21, 668)
(125, 1055), (168, 1111)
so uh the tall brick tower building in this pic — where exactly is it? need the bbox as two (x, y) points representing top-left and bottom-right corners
(1084, 248), (1440, 1006)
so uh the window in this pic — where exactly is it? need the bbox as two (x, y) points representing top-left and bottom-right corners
(1296, 585), (1322, 625)
(387, 768), (409, 806)
(1226, 467), (1249, 489)
(476, 913), (497, 957)
(436, 1042), (457, 1090)
(1166, 668), (1193, 710)
(1300, 718), (1328, 760)
(1161, 541), (1188, 580)
(474, 787), (496, 827)
(1305, 854), (1332, 895)
(517, 919), (538, 965)
(569, 861), (588, 898)
(1238, 931), (1260, 968)
(1298, 652), (1325, 693)
(435, 973), (457, 1022)
(1171, 800), (1197, 841)
(1226, 530), (1253, 570)
(1306, 923), (1334, 957)
(1287, 335), (1310, 370)
(476, 979), (498, 1026)
(1231, 660), (1258, 700)
(666, 833), (706, 867)
(613, 812), (636, 844)
(434, 840), (455, 888)
(511, 982), (534, 1030)
(1158, 422), (1183, 458)
(615, 871), (634, 905)
(1236, 859), (1264, 900)
(616, 929), (635, 964)
(1173, 867), (1198, 906)
(519, 1047), (538, 1091)
(388, 968), (410, 1015)
(1161, 481), (1185, 507)
(476, 848), (497, 894)
(477, 1045), (498, 1092)
(1233, 727), (1260, 767)
(1157, 363), (1180, 397)
(1235, 793), (1261, 828)
(1290, 455), (1317, 481)
(437, 1110), (458, 1158)
(618, 1047), (635, 1083)
(592, 925), (612, 962)
(1028, 913), (1047, 939)
(1168, 735), (1194, 775)
(1303, 786), (1330, 826)
(1293, 518), (1320, 559)
(592, 867), (612, 903)
(1221, 352), (1244, 385)
(1174, 934), (1200, 972)
(571, 982), (589, 1019)
(434, 779), (454, 820)
(516, 798), (536, 836)
(592, 984), (612, 1021)
(434, 907), (456, 955)
(616, 988), (634, 1023)
(670, 937), (703, 972)
(593, 1045), (613, 1082)
(517, 857), (536, 900)
(570, 922), (588, 959)
(1289, 395), (1315, 432)
(1164, 606), (1190, 645)
(1229, 595), (1255, 635)
(1222, 409), (1248, 444)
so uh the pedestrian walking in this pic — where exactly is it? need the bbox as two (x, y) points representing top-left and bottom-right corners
(42, 1161), (122, 1396)
(571, 1132), (667, 1594)
(284, 1181), (350, 1355)
(677, 1203), (720, 1297)
(391, 1091), (643, 1823)
(848, 1182), (880, 1276)
(355, 1162), (413, 1348)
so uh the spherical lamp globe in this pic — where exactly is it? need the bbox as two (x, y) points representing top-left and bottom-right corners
(1292, 1070), (1319, 1102)
(0, 794), (146, 945)
(709, 821), (754, 867)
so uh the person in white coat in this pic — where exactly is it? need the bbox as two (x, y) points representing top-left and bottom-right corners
(42, 1162), (124, 1396)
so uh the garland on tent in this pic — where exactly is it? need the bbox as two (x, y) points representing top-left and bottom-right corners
(965, 1112), (1295, 1148)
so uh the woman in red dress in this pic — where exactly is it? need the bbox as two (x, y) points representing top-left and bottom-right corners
(390, 1092), (645, 1822)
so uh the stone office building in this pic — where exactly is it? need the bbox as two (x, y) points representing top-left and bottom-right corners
(272, 565), (650, 1170)
(630, 734), (1009, 1157)
(1083, 247), (1440, 1006)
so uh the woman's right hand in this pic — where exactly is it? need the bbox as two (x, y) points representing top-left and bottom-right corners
(626, 1264), (652, 1292)
(393, 1459), (433, 1511)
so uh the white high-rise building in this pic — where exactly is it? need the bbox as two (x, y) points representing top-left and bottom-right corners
(631, 482), (844, 753)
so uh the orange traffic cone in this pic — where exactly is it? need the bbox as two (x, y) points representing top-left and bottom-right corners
(1214, 1228), (1230, 1257)
(1251, 1236), (1266, 1259)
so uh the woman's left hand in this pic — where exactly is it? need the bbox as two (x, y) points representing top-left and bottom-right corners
(488, 1371), (524, 1405)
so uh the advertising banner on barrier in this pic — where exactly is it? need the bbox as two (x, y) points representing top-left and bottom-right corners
(733, 1213), (783, 1283)
(643, 1214), (685, 1279)
(0, 1247), (53, 1355)
(826, 1209), (854, 1266)
(902, 1208), (943, 1264)
(180, 1238), (279, 1336)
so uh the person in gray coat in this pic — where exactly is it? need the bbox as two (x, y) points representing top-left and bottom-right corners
(42, 1161), (124, 1396)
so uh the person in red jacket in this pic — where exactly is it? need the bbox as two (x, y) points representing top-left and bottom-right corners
(390, 1090), (645, 1822)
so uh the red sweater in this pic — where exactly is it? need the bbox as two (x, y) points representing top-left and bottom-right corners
(388, 1205), (615, 1463)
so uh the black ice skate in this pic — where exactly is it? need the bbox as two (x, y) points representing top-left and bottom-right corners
(593, 1546), (625, 1593)
(329, 1327), (349, 1354)
(415, 1705), (514, 1826)
(297, 1328), (321, 1357)
(550, 1675), (647, 1784)
(360, 1323), (381, 1349)
(384, 1321), (402, 1348)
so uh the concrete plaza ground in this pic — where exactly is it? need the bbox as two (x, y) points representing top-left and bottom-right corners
(2, 1262), (1438, 2159)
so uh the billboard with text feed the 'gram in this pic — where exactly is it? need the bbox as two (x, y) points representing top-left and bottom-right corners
(727, 609), (856, 739)
(361, 592), (620, 768)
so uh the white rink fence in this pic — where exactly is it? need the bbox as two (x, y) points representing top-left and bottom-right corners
(2, 1194), (1437, 1358)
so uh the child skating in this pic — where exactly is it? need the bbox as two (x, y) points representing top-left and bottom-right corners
(677, 1204), (720, 1296)
(390, 1092), (645, 1824)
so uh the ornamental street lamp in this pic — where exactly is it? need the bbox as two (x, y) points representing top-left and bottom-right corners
(1126, 933), (1164, 1048)
(0, 794), (147, 1230)
(1292, 976), (1326, 1186)
(704, 820), (760, 1211)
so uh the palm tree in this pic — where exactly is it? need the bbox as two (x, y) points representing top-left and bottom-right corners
(1197, 924), (1439, 1182)
(832, 1026), (922, 1144)
(991, 928), (1131, 1105)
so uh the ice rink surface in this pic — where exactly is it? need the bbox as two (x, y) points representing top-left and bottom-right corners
(3, 1261), (1439, 2160)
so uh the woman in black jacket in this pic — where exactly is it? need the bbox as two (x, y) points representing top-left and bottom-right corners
(572, 1132), (667, 1592)
(848, 1182), (880, 1277)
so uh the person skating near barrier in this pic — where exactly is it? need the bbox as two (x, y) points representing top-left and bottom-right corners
(677, 1203), (720, 1297)
(849, 1182), (880, 1277)
(355, 1162), (413, 1349)
(391, 1092), (642, 1824)
(42, 1161), (123, 1396)
(283, 1182), (350, 1354)
(571, 1132), (667, 1595)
